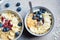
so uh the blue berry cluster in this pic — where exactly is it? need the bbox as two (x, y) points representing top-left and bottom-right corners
(5, 2), (21, 12)
(2, 27), (10, 32)
(32, 8), (46, 21)
(0, 22), (3, 28)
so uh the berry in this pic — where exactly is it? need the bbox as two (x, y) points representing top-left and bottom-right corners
(8, 27), (12, 30)
(33, 12), (36, 14)
(5, 3), (10, 8)
(36, 13), (40, 17)
(1, 17), (5, 22)
(8, 24), (13, 27)
(16, 2), (20, 7)
(2, 28), (10, 32)
(40, 8), (46, 13)
(3, 23), (8, 27)
(15, 32), (20, 37)
(32, 15), (36, 20)
(0, 23), (3, 28)
(42, 18), (44, 24)
(37, 17), (42, 21)
(37, 11), (42, 15)
(16, 7), (21, 12)
(18, 22), (22, 26)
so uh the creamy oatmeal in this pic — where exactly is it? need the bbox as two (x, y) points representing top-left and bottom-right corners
(0, 11), (22, 40)
(26, 8), (52, 34)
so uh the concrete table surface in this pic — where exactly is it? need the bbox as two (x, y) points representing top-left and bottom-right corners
(0, 0), (60, 40)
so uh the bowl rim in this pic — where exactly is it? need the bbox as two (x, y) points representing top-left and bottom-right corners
(24, 6), (54, 36)
(0, 9), (24, 40)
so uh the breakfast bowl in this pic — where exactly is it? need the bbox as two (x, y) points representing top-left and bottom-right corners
(25, 6), (54, 36)
(0, 10), (24, 40)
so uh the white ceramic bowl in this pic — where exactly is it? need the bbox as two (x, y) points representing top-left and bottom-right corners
(25, 6), (54, 36)
(0, 10), (24, 40)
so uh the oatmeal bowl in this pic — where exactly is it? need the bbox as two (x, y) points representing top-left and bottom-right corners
(25, 6), (54, 36)
(0, 10), (24, 40)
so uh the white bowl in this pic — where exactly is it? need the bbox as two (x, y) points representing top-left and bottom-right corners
(0, 10), (24, 40)
(25, 6), (54, 36)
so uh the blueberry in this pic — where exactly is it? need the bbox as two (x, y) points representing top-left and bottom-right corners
(16, 2), (20, 7)
(40, 15), (43, 18)
(15, 32), (20, 37)
(0, 23), (3, 28)
(37, 11), (42, 15)
(18, 22), (22, 26)
(33, 12), (36, 14)
(36, 13), (40, 17)
(32, 15), (36, 20)
(16, 7), (21, 12)
(5, 3), (10, 8)
(37, 17), (42, 21)
(2, 28), (10, 32)
(40, 8), (46, 13)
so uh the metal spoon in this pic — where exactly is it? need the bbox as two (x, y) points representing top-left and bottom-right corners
(29, 1), (33, 13)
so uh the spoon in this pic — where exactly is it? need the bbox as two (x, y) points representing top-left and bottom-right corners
(29, 1), (33, 13)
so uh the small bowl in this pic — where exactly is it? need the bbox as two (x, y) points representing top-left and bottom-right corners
(25, 6), (54, 36)
(0, 10), (24, 40)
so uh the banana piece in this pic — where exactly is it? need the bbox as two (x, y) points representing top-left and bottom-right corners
(8, 35), (15, 40)
(9, 31), (15, 36)
(1, 33), (9, 40)
(12, 26), (20, 32)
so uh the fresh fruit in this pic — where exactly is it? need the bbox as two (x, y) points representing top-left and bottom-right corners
(32, 15), (36, 20)
(15, 32), (20, 37)
(1, 17), (5, 22)
(18, 22), (22, 26)
(2, 27), (10, 32)
(0, 22), (3, 27)
(37, 11), (42, 15)
(16, 2), (20, 7)
(40, 8), (46, 13)
(33, 12), (36, 14)
(5, 3), (10, 8)
(37, 17), (42, 21)
(36, 13), (40, 17)
(16, 7), (21, 12)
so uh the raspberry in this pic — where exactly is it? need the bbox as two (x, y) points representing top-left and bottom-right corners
(1, 17), (5, 22)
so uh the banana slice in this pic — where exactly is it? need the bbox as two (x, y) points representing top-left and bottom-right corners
(8, 35), (15, 40)
(9, 31), (15, 36)
(12, 26), (20, 32)
(1, 33), (9, 40)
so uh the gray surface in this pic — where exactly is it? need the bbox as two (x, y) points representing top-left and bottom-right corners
(0, 0), (60, 40)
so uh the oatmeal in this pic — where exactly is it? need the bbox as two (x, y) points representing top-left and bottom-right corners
(0, 11), (22, 40)
(26, 8), (52, 34)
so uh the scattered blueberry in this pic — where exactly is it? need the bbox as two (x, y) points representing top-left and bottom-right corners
(5, 3), (10, 8)
(15, 32), (20, 37)
(16, 7), (21, 12)
(16, 2), (20, 7)
(0, 22), (3, 28)
(18, 22), (22, 26)
(40, 8), (46, 13)
(2, 28), (10, 32)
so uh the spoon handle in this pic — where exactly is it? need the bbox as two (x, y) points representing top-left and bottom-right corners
(29, 1), (33, 13)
